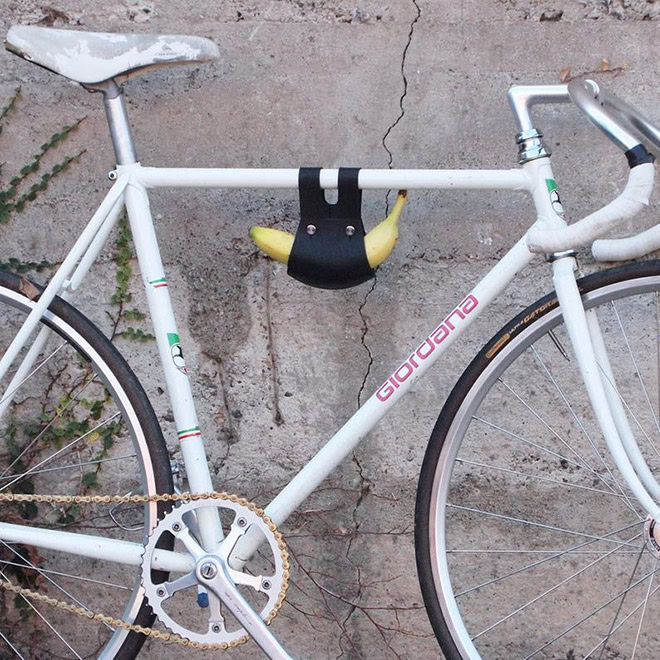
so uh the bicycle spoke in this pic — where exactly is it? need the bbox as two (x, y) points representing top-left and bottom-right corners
(0, 539), (114, 633)
(455, 520), (643, 597)
(523, 563), (660, 659)
(0, 628), (25, 659)
(0, 342), (67, 409)
(0, 372), (98, 479)
(0, 558), (130, 590)
(631, 559), (657, 659)
(0, 273), (168, 656)
(457, 458), (630, 499)
(450, 549), (642, 554)
(611, 301), (660, 452)
(424, 268), (660, 658)
(0, 568), (83, 659)
(0, 453), (135, 482)
(498, 377), (640, 514)
(597, 364), (660, 468)
(657, 290), (660, 427)
(499, 377), (603, 474)
(448, 505), (644, 549)
(0, 412), (121, 492)
(583, 581), (660, 659)
(472, 531), (643, 641)
(530, 344), (640, 512)
(472, 416), (633, 499)
(595, 542), (646, 660)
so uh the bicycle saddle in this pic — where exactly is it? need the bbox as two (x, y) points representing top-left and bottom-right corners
(5, 25), (219, 85)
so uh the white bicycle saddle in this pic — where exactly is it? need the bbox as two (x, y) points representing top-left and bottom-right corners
(5, 25), (219, 85)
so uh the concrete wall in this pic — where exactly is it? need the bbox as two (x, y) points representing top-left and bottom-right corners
(0, 1), (658, 657)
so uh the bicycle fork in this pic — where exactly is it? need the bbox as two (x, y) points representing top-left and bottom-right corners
(553, 255), (660, 550)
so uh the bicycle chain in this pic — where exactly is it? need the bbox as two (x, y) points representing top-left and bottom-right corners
(0, 490), (290, 651)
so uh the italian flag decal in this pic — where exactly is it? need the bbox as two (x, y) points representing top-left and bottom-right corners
(148, 277), (168, 289)
(177, 426), (201, 440)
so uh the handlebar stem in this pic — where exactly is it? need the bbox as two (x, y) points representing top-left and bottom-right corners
(507, 84), (570, 133)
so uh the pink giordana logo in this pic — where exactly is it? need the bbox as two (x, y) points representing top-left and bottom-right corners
(376, 294), (478, 402)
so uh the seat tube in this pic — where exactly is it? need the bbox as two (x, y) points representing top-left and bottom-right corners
(122, 180), (223, 549)
(99, 82), (223, 550)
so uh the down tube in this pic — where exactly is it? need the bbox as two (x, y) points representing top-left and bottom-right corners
(264, 235), (536, 526)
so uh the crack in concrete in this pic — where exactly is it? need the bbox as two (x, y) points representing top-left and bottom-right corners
(197, 353), (237, 474)
(381, 0), (421, 208)
(265, 262), (284, 426)
(338, 454), (371, 656)
(343, 7), (421, 652)
(215, 356), (237, 460)
(358, 0), (421, 409)
(357, 274), (377, 408)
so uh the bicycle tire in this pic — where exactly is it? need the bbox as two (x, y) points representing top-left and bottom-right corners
(416, 260), (660, 659)
(0, 270), (173, 659)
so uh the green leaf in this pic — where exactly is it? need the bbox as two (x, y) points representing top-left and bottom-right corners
(82, 471), (100, 489)
(123, 309), (145, 321)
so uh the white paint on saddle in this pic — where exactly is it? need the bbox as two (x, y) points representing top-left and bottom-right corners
(5, 25), (219, 84)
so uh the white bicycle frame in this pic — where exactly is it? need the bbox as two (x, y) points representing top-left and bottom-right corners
(0, 85), (658, 586)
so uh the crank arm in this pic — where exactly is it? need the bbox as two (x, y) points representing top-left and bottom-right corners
(196, 556), (293, 660)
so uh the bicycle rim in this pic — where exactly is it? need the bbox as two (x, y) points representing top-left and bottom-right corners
(0, 271), (172, 658)
(416, 260), (660, 659)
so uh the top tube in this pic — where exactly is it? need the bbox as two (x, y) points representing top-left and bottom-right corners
(134, 166), (531, 191)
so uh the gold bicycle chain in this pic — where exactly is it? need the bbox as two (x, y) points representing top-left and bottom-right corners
(0, 490), (290, 651)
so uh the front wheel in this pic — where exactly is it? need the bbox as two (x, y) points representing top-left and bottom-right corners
(416, 260), (660, 659)
(0, 271), (173, 658)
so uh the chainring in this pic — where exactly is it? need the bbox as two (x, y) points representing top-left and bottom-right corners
(141, 496), (288, 646)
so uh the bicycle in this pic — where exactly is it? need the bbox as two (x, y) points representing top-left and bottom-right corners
(2, 22), (660, 659)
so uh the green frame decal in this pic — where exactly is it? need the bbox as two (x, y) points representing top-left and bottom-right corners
(545, 178), (564, 217)
(167, 332), (187, 374)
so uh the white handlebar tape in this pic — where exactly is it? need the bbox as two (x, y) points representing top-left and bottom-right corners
(527, 162), (655, 254)
(592, 222), (660, 261)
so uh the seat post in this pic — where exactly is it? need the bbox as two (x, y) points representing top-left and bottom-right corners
(93, 79), (138, 166)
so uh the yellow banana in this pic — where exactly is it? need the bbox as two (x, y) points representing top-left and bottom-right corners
(249, 190), (407, 268)
(248, 226), (295, 264)
(364, 190), (407, 268)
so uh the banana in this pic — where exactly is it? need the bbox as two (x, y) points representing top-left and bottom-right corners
(249, 190), (407, 268)
(248, 226), (295, 264)
(364, 189), (407, 268)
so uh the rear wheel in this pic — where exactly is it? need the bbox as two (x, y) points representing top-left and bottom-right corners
(0, 271), (172, 658)
(416, 261), (660, 659)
